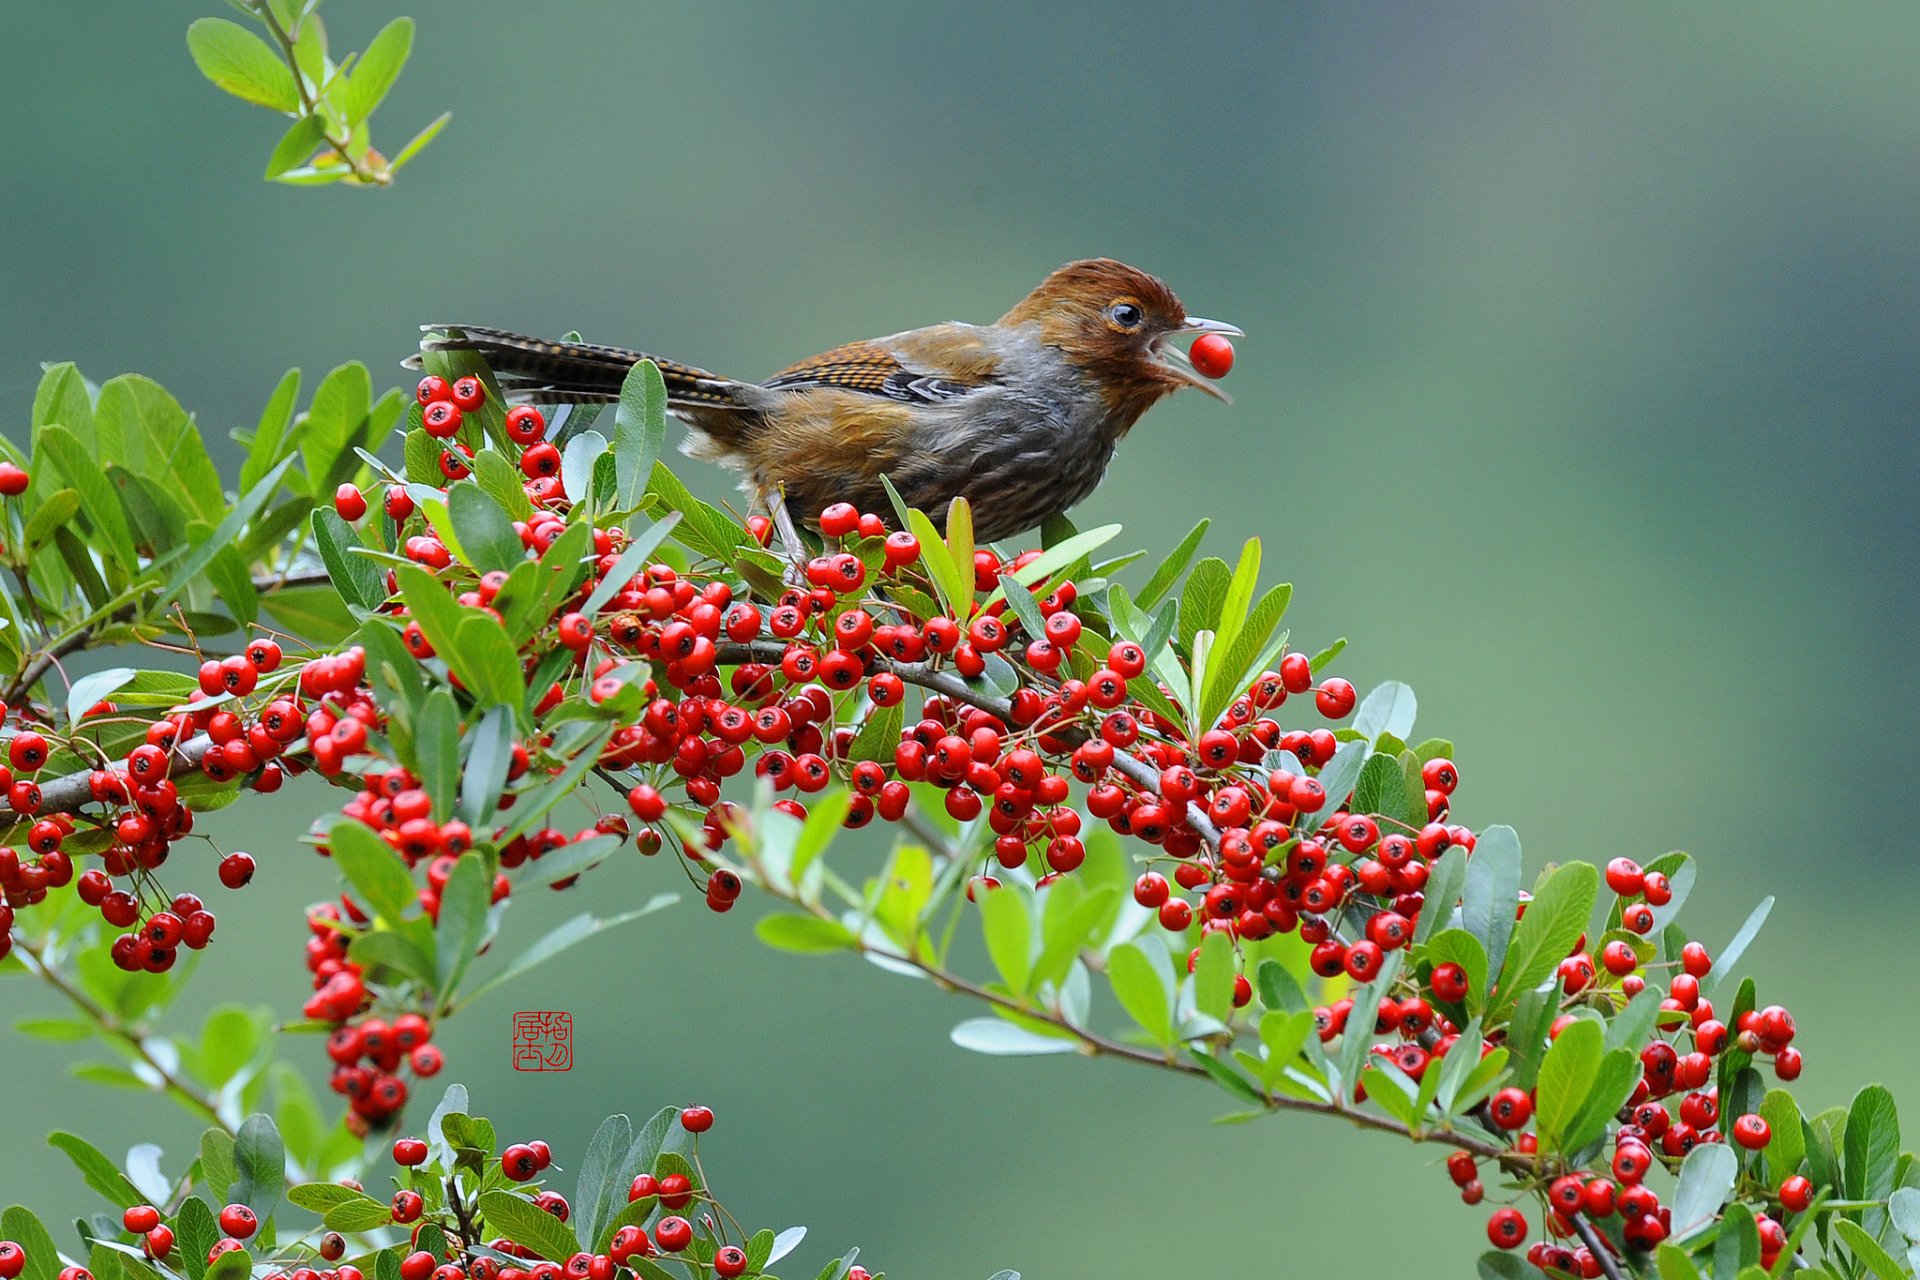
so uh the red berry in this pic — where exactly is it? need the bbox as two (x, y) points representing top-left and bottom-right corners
(0, 1245), (25, 1280)
(335, 483), (368, 521)
(1315, 677), (1356, 719)
(713, 1246), (748, 1279)
(501, 1144), (540, 1181)
(416, 376), (452, 406)
(450, 376), (486, 411)
(653, 1218), (692, 1253)
(1488, 1086), (1533, 1130)
(505, 405), (546, 444)
(1779, 1174), (1814, 1213)
(217, 1206), (256, 1240)
(0, 463), (29, 497)
(123, 1207), (160, 1234)
(421, 401), (462, 438)
(218, 852), (255, 889)
(1189, 333), (1234, 379)
(1732, 1113), (1771, 1149)
(392, 1137), (429, 1166)
(679, 1105), (714, 1134)
(1486, 1207), (1527, 1249)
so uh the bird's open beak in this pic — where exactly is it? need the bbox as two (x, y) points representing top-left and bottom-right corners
(1154, 317), (1243, 402)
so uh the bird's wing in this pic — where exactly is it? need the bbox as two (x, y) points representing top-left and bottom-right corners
(762, 326), (998, 405)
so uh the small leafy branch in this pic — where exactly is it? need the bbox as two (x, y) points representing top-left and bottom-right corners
(0, 349), (1913, 1280)
(186, 2), (448, 185)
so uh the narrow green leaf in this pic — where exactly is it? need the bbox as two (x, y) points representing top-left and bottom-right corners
(344, 16), (413, 121)
(1843, 1083), (1901, 1208)
(1462, 824), (1522, 997)
(1493, 860), (1598, 1019)
(312, 509), (385, 610)
(613, 361), (667, 512)
(477, 1190), (581, 1261)
(460, 706), (515, 828)
(1107, 939), (1175, 1049)
(1761, 1089), (1806, 1183)
(979, 885), (1034, 997)
(263, 115), (325, 179)
(434, 854), (490, 999)
(458, 900), (674, 1007)
(1534, 1018), (1603, 1149)
(390, 111), (452, 172)
(448, 483), (524, 575)
(326, 819), (419, 929)
(230, 1113), (285, 1227)
(1833, 1218), (1908, 1280)
(1137, 518), (1208, 609)
(581, 514), (679, 616)
(186, 18), (299, 110)
(46, 1132), (144, 1208)
(755, 914), (858, 955)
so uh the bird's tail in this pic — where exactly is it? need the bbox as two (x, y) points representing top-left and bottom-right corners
(412, 325), (756, 423)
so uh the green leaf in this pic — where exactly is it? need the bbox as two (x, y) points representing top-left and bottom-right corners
(1534, 1017), (1603, 1149)
(46, 1132), (144, 1208)
(435, 854), (491, 999)
(263, 115), (325, 180)
(460, 706), (515, 828)
(473, 449), (535, 522)
(1462, 824), (1522, 994)
(326, 819), (419, 929)
(980, 524), (1123, 609)
(1255, 1010), (1316, 1088)
(581, 515), (679, 616)
(1177, 556), (1229, 652)
(906, 505), (965, 618)
(1562, 1047), (1641, 1153)
(1312, 739), (1369, 818)
(1844, 1083), (1901, 1209)
(1492, 860), (1597, 1019)
(477, 1190), (581, 1261)
(157, 456), (295, 610)
(186, 18), (299, 110)
(1352, 752), (1408, 824)
(312, 509), (385, 610)
(459, 900), (675, 1007)
(344, 17), (413, 121)
(979, 887), (1035, 997)
(1653, 1244), (1707, 1280)
(415, 687), (460, 819)
(613, 362), (667, 512)
(1200, 582), (1292, 727)
(231, 1113), (285, 1227)
(1671, 1141), (1738, 1241)
(949, 1018), (1076, 1056)
(200, 1129), (236, 1204)
(1713, 1202), (1761, 1276)
(572, 1113), (632, 1260)
(35, 426), (136, 574)
(1607, 988), (1665, 1054)
(1475, 1252), (1528, 1280)
(1137, 518), (1208, 610)
(996, 572), (1050, 640)
(32, 362), (96, 451)
(755, 914), (858, 955)
(1761, 1089), (1806, 1183)
(1192, 928), (1236, 1024)
(0, 1207), (59, 1280)
(261, 584), (360, 645)
(448, 484), (525, 575)
(1415, 845), (1468, 944)
(1834, 1218), (1909, 1280)
(1704, 896), (1775, 1000)
(1107, 939), (1175, 1049)
(1353, 680), (1417, 741)
(390, 111), (452, 172)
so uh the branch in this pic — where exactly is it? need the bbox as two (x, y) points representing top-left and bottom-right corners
(247, 1), (389, 186)
(13, 937), (232, 1135)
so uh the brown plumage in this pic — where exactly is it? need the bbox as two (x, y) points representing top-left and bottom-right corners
(417, 258), (1238, 543)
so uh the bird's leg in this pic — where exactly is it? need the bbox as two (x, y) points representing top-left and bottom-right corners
(766, 488), (809, 587)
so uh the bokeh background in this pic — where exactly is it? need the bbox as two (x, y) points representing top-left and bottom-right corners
(4, 2), (1917, 1274)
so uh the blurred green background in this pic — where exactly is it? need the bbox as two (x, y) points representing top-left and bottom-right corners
(4, 2), (1917, 1274)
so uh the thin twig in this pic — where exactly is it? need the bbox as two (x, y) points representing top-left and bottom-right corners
(14, 938), (232, 1135)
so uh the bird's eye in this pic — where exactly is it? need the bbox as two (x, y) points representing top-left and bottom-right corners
(1107, 301), (1144, 330)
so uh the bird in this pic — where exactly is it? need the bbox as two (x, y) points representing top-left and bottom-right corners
(415, 258), (1239, 545)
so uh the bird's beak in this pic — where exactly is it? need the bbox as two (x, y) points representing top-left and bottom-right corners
(1153, 317), (1243, 402)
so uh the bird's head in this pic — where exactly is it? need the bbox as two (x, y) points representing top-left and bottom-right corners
(999, 258), (1241, 427)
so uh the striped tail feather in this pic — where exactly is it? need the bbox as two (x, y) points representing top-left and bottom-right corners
(412, 324), (750, 410)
